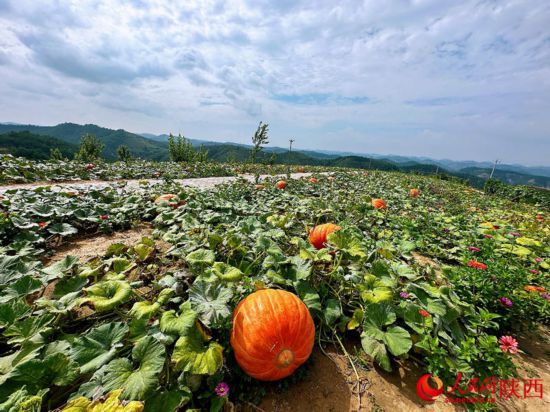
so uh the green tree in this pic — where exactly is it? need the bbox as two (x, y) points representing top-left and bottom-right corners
(116, 145), (132, 162)
(250, 121), (269, 164)
(49, 147), (64, 161)
(168, 133), (207, 162)
(75, 134), (104, 162)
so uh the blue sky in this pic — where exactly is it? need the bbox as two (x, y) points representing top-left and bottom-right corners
(0, 0), (549, 165)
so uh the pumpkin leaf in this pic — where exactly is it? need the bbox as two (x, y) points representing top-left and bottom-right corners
(360, 333), (391, 371)
(143, 389), (191, 412)
(383, 326), (412, 357)
(171, 324), (223, 375)
(48, 223), (78, 236)
(211, 262), (243, 282)
(3, 314), (55, 344)
(188, 281), (232, 326)
(186, 249), (215, 266)
(160, 304), (197, 336)
(63, 389), (144, 412)
(324, 299), (342, 327)
(102, 336), (166, 400)
(0, 300), (32, 328)
(82, 280), (132, 312)
(70, 322), (129, 374)
(10, 352), (80, 387)
(0, 276), (43, 304)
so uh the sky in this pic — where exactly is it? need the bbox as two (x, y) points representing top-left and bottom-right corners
(0, 0), (549, 165)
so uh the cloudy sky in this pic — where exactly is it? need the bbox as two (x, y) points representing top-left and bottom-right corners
(0, 0), (549, 165)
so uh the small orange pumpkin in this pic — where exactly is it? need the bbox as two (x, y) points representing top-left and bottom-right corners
(297, 166), (306, 173)
(308, 223), (342, 249)
(372, 198), (387, 209)
(231, 289), (315, 381)
(410, 188), (420, 198)
(308, 177), (318, 184)
(276, 180), (287, 190)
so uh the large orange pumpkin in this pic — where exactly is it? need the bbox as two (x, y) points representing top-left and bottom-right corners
(276, 180), (287, 190)
(308, 223), (341, 249)
(230, 289), (315, 381)
(372, 198), (387, 209)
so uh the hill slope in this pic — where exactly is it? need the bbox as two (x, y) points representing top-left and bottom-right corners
(0, 131), (78, 160)
(0, 123), (168, 160)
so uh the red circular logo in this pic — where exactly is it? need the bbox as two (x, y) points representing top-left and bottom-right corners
(416, 374), (444, 402)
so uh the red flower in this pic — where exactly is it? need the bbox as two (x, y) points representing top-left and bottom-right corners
(100, 215), (109, 220)
(37, 222), (47, 228)
(483, 234), (493, 239)
(419, 310), (430, 317)
(467, 260), (487, 270)
(498, 336), (518, 354)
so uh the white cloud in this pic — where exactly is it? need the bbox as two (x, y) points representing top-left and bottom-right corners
(0, 0), (549, 164)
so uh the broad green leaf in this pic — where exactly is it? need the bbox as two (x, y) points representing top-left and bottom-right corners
(364, 303), (396, 329)
(324, 299), (342, 327)
(71, 322), (129, 374)
(160, 306), (197, 336)
(361, 287), (393, 303)
(294, 280), (322, 314)
(41, 256), (78, 281)
(133, 244), (154, 262)
(102, 336), (166, 400)
(48, 223), (78, 236)
(144, 389), (191, 412)
(53, 276), (87, 298)
(3, 314), (55, 344)
(515, 237), (541, 247)
(171, 325), (223, 375)
(111, 258), (136, 274)
(10, 352), (80, 387)
(0, 387), (48, 412)
(0, 276), (43, 304)
(82, 280), (132, 312)
(129, 301), (160, 320)
(186, 249), (215, 266)
(347, 309), (364, 330)
(0, 300), (32, 328)
(211, 262), (243, 282)
(360, 333), (391, 371)
(383, 326), (412, 356)
(188, 281), (232, 326)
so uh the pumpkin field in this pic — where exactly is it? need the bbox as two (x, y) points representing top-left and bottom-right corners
(0, 160), (549, 411)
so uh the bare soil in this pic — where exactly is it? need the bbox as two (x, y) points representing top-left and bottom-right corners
(250, 326), (550, 412)
(42, 223), (168, 265)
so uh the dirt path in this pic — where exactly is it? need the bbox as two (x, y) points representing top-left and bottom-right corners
(0, 172), (323, 193)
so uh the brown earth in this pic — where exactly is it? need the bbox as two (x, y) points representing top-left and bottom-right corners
(42, 223), (170, 265)
(247, 325), (550, 412)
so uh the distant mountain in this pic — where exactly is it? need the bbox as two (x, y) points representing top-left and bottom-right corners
(460, 167), (550, 189)
(0, 131), (78, 160)
(1, 122), (548, 189)
(0, 123), (169, 161)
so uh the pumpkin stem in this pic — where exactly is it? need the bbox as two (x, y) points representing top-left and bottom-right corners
(276, 349), (294, 368)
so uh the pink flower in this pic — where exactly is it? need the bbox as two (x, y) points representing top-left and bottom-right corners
(509, 232), (520, 237)
(499, 297), (513, 308)
(468, 246), (481, 252)
(529, 269), (540, 274)
(535, 258), (543, 263)
(215, 382), (229, 397)
(498, 336), (518, 354)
